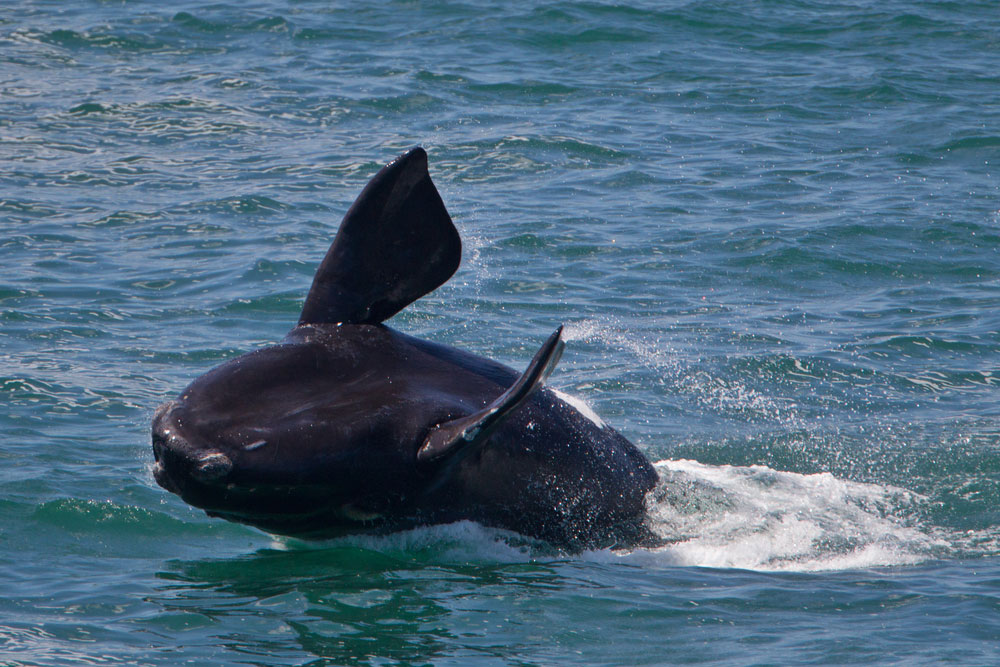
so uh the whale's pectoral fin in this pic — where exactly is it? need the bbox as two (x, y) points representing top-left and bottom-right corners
(417, 326), (565, 468)
(299, 147), (462, 326)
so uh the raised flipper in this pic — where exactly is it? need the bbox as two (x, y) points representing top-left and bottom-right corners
(299, 147), (461, 326)
(417, 326), (565, 469)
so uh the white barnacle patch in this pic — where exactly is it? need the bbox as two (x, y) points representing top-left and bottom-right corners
(244, 439), (268, 451)
(551, 389), (606, 429)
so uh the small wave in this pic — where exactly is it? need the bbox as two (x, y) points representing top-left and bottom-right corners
(173, 194), (293, 217)
(32, 498), (193, 537)
(171, 12), (290, 35)
(0, 624), (149, 667)
(19, 27), (166, 52)
(57, 96), (263, 142)
(0, 199), (60, 219)
(271, 521), (547, 564)
(937, 135), (1000, 153)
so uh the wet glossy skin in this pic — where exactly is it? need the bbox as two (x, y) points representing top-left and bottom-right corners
(151, 147), (658, 550)
(152, 323), (658, 548)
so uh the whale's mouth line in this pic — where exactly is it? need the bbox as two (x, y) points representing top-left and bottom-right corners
(153, 460), (389, 531)
(204, 506), (391, 540)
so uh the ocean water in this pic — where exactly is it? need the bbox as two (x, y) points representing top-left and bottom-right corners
(3, 0), (1000, 663)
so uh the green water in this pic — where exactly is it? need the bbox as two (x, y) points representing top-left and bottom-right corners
(3, 0), (1000, 664)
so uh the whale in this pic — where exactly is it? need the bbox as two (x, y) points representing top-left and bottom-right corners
(151, 147), (658, 550)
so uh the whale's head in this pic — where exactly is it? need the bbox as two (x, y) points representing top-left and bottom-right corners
(150, 334), (424, 537)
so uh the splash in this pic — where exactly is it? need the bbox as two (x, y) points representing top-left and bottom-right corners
(601, 459), (948, 572)
(563, 317), (682, 377)
(563, 317), (802, 427)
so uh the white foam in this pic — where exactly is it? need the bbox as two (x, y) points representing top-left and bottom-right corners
(591, 459), (946, 572)
(551, 388), (606, 429)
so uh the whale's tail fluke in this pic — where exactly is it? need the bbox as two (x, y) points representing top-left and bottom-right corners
(299, 147), (461, 326)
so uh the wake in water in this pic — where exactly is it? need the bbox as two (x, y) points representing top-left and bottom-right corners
(635, 459), (944, 571)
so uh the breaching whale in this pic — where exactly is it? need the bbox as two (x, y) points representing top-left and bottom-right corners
(151, 147), (658, 550)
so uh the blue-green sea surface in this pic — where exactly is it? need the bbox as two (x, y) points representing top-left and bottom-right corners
(3, 1), (1000, 664)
